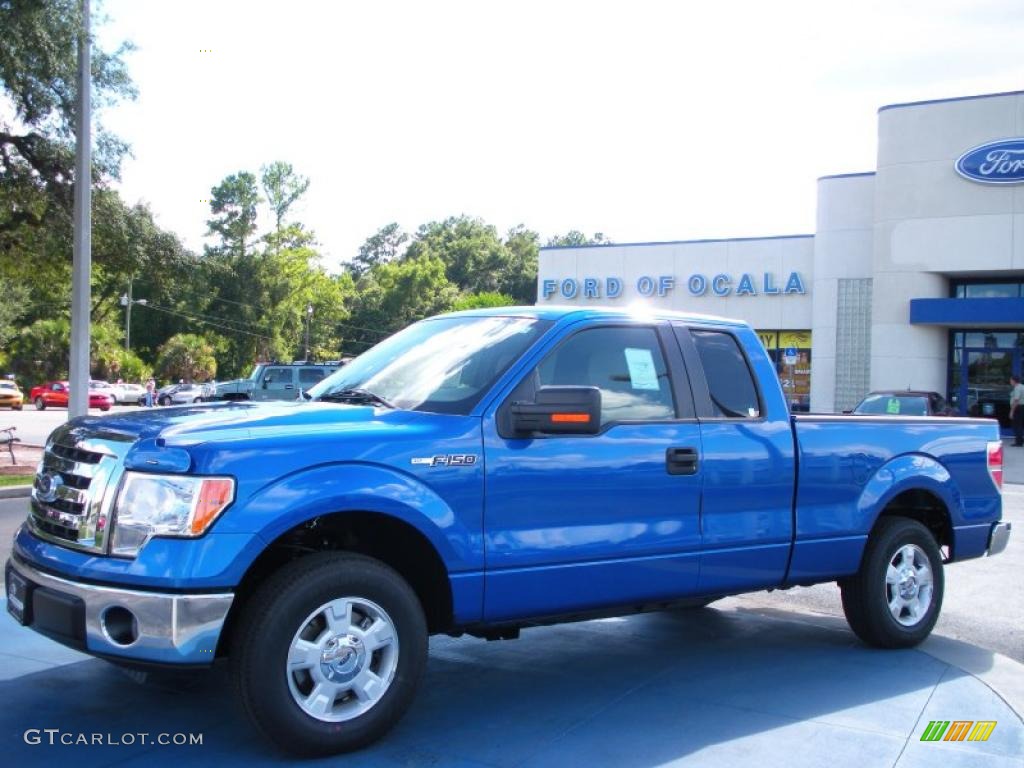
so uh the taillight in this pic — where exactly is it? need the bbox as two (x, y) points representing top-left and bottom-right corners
(987, 441), (1003, 492)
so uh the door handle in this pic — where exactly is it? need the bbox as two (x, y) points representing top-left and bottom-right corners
(284, 384), (294, 389)
(666, 447), (699, 475)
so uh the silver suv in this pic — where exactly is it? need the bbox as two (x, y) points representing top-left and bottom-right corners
(212, 362), (343, 402)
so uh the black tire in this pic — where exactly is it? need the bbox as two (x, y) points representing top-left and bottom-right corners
(34, 397), (45, 411)
(840, 517), (944, 648)
(100, 406), (110, 412)
(12, 404), (22, 411)
(230, 552), (428, 757)
(159, 396), (171, 406)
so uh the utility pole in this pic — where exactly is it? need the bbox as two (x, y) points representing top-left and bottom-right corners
(304, 303), (313, 361)
(69, 0), (91, 418)
(123, 278), (133, 350)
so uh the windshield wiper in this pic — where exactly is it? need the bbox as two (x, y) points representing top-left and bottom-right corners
(316, 388), (396, 409)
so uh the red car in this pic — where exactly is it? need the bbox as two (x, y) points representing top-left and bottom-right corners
(29, 381), (113, 411)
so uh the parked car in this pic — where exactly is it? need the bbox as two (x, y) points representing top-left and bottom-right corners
(115, 382), (147, 405)
(0, 380), (24, 410)
(89, 380), (121, 403)
(29, 381), (112, 411)
(156, 382), (207, 406)
(6, 307), (1009, 757)
(213, 361), (343, 401)
(849, 390), (952, 417)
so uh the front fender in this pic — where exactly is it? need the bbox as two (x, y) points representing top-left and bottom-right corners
(226, 462), (479, 573)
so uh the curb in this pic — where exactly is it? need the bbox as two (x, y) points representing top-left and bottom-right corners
(0, 485), (32, 499)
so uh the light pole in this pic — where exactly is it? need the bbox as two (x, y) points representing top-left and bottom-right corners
(120, 287), (148, 353)
(69, 0), (91, 418)
(304, 303), (313, 361)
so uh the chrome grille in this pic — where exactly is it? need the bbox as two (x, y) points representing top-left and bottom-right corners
(28, 423), (135, 554)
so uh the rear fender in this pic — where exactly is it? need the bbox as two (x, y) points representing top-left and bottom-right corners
(856, 453), (960, 533)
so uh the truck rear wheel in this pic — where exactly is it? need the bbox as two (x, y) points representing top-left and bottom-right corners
(839, 517), (944, 648)
(230, 552), (427, 756)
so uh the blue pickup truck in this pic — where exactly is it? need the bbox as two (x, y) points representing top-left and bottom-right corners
(5, 307), (1010, 755)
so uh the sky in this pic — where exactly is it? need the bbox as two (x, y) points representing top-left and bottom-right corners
(95, 0), (1024, 271)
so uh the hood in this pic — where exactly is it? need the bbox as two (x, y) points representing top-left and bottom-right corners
(66, 400), (417, 445)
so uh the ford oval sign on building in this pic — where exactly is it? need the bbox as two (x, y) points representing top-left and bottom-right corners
(955, 138), (1024, 184)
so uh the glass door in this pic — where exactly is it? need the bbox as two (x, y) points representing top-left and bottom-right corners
(956, 348), (1018, 427)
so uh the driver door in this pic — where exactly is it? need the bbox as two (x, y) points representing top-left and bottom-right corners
(482, 322), (704, 622)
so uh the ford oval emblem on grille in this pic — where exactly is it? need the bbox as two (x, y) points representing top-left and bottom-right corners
(37, 472), (63, 503)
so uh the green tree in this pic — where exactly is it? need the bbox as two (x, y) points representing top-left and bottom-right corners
(349, 222), (408, 278)
(207, 172), (260, 257)
(0, 276), (29, 351)
(155, 334), (217, 382)
(405, 216), (508, 294)
(546, 231), (612, 247)
(261, 161), (309, 233)
(501, 225), (540, 303)
(0, 0), (135, 248)
(451, 292), (517, 311)
(345, 256), (458, 353)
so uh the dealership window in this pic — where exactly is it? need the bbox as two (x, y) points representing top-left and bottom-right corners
(756, 330), (812, 412)
(951, 280), (1024, 298)
(948, 330), (1022, 428)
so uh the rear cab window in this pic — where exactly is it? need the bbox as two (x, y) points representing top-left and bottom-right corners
(679, 328), (762, 419)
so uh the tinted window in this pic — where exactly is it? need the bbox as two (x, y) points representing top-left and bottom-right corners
(264, 367), (294, 385)
(691, 330), (760, 418)
(854, 394), (928, 416)
(299, 367), (327, 384)
(535, 326), (676, 425)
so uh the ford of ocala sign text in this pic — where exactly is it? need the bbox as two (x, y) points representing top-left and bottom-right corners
(541, 272), (806, 300)
(955, 138), (1024, 184)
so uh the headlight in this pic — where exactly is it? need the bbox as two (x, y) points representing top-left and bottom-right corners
(111, 472), (235, 557)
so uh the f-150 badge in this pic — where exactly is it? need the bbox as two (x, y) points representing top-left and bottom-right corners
(411, 454), (478, 467)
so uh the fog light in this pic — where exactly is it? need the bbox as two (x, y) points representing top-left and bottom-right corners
(101, 606), (138, 646)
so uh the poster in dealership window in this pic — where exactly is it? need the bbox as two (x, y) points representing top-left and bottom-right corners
(757, 330), (812, 412)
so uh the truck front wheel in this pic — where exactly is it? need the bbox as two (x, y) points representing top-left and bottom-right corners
(839, 517), (944, 648)
(230, 552), (427, 756)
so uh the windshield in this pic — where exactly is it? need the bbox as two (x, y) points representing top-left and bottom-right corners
(854, 394), (929, 416)
(307, 315), (550, 415)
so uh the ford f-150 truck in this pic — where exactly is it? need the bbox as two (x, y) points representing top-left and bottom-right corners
(5, 307), (1011, 756)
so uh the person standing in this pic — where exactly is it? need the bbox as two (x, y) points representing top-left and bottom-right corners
(145, 377), (156, 408)
(1011, 374), (1024, 447)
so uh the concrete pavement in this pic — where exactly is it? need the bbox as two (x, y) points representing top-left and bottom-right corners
(0, 594), (1020, 767)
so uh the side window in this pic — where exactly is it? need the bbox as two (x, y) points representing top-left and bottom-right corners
(263, 367), (293, 386)
(690, 330), (760, 418)
(299, 368), (326, 384)
(535, 326), (676, 426)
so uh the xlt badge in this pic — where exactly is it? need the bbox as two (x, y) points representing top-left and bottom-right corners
(410, 454), (478, 467)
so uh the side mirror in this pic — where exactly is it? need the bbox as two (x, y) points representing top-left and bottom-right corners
(510, 386), (601, 436)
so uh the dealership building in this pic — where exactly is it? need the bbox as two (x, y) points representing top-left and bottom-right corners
(537, 89), (1024, 418)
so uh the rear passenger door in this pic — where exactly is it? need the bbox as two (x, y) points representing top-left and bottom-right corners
(482, 321), (704, 622)
(673, 325), (796, 593)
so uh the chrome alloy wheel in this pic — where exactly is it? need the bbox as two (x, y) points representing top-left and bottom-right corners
(285, 597), (400, 722)
(885, 544), (934, 627)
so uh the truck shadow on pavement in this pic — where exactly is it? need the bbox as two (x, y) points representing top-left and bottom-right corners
(1, 605), (1021, 768)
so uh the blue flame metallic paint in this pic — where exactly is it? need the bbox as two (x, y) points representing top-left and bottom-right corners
(10, 306), (1005, 646)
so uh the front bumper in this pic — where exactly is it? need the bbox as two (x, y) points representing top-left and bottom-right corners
(988, 521), (1011, 556)
(5, 555), (233, 665)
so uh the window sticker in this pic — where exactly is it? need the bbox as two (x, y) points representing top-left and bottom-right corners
(624, 347), (660, 391)
(886, 398), (900, 414)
